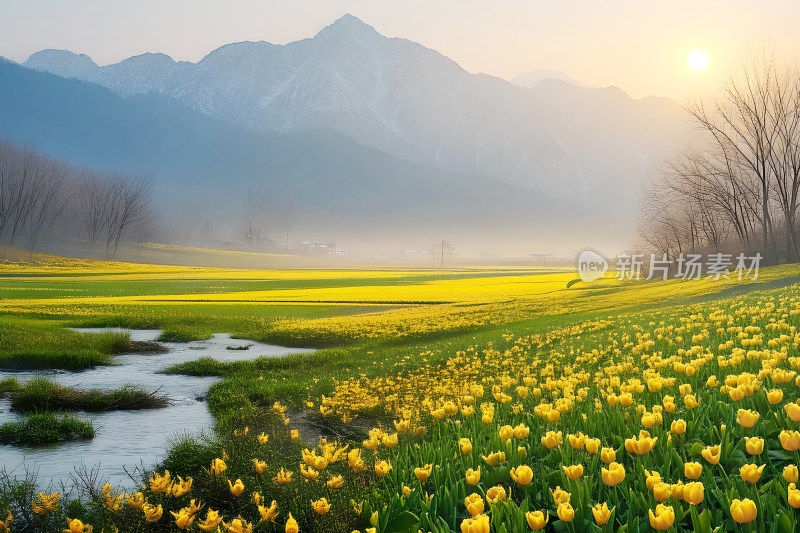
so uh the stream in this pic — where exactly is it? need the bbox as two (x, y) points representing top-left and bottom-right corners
(0, 328), (314, 488)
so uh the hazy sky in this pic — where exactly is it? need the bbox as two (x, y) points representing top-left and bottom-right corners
(2, 0), (798, 100)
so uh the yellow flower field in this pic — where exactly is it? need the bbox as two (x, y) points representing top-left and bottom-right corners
(2, 256), (800, 532)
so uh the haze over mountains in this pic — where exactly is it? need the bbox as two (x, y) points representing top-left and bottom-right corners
(3, 14), (694, 255)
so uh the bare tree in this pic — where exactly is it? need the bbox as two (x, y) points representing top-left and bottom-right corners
(26, 158), (70, 253)
(77, 171), (111, 247)
(642, 49), (800, 264)
(102, 174), (153, 258)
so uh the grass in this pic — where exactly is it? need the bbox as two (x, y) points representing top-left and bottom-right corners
(0, 319), (131, 370)
(0, 412), (94, 445)
(0, 377), (20, 393)
(160, 356), (233, 376)
(9, 377), (170, 412)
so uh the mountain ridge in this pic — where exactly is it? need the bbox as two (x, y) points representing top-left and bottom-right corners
(21, 13), (693, 214)
(2, 58), (600, 253)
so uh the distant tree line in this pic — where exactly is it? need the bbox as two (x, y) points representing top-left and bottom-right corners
(0, 142), (153, 257)
(640, 51), (800, 266)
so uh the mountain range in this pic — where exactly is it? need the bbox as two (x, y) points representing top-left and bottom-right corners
(3, 14), (694, 253)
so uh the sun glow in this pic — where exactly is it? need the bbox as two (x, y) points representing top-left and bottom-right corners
(687, 49), (709, 71)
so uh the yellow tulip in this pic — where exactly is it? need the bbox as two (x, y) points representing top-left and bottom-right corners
(510, 465), (533, 485)
(143, 503), (163, 523)
(562, 464), (583, 480)
(149, 471), (171, 494)
(257, 432), (269, 444)
(648, 504), (675, 530)
(745, 437), (764, 455)
(551, 486), (570, 505)
(126, 492), (145, 511)
(221, 518), (252, 533)
(601, 462), (625, 486)
(585, 438), (600, 454)
(498, 425), (514, 442)
(767, 389), (783, 404)
(671, 481), (685, 501)
(394, 419), (410, 433)
(701, 445), (721, 465)
(375, 460), (392, 477)
(670, 419), (686, 435)
(684, 395), (699, 409)
(684, 461), (702, 479)
(557, 503), (574, 523)
(730, 498), (757, 524)
(466, 467), (481, 486)
(737, 409), (760, 428)
(784, 464), (799, 483)
(568, 432), (587, 449)
(327, 475), (344, 489)
(32, 492), (60, 516)
(460, 513), (489, 533)
(481, 451), (506, 467)
(170, 508), (195, 530)
(258, 500), (279, 523)
(786, 402), (800, 422)
(171, 476), (192, 497)
(253, 459), (267, 474)
(653, 482), (671, 502)
(0, 511), (12, 533)
(789, 483), (800, 509)
(781, 430), (800, 451)
(196, 509), (223, 532)
(464, 493), (484, 517)
(739, 463), (765, 483)
(486, 485), (507, 504)
(285, 512), (299, 533)
(525, 510), (548, 530)
(624, 431), (658, 455)
(414, 464), (432, 483)
(600, 447), (616, 464)
(619, 392), (633, 407)
(311, 498), (330, 515)
(211, 458), (227, 475)
(592, 502), (612, 526)
(64, 518), (88, 533)
(459, 438), (473, 454)
(513, 423), (530, 439)
(645, 469), (661, 490)
(273, 468), (293, 485)
(684, 482), (704, 505)
(541, 431), (563, 449)
(228, 479), (245, 497)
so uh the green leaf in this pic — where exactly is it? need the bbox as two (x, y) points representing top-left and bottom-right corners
(770, 509), (794, 533)
(384, 511), (420, 533)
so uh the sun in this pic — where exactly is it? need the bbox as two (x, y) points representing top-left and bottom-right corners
(687, 49), (709, 71)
